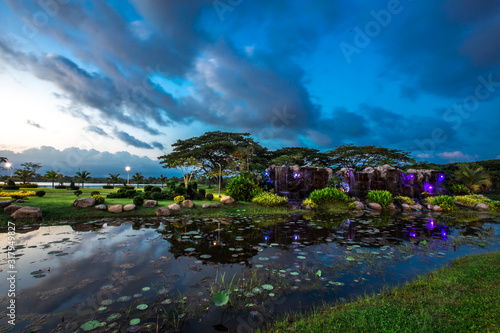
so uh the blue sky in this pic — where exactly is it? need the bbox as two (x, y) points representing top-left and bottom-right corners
(0, 0), (499, 177)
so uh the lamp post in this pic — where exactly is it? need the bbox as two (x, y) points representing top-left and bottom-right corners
(125, 166), (131, 185)
(5, 162), (12, 179)
(218, 164), (221, 198)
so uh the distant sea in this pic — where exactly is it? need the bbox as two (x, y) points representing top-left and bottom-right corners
(27, 182), (151, 188)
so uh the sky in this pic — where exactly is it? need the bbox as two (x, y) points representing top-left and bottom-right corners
(0, 0), (499, 177)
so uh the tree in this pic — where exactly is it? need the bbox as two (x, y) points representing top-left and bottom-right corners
(327, 144), (414, 170)
(454, 163), (492, 192)
(158, 174), (168, 188)
(21, 162), (42, 173)
(43, 170), (63, 188)
(75, 171), (91, 189)
(158, 131), (263, 191)
(270, 147), (331, 167)
(131, 172), (145, 188)
(160, 156), (201, 188)
(107, 173), (121, 187)
(14, 169), (36, 184)
(0, 157), (7, 164)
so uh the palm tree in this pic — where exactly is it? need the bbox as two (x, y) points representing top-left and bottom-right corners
(0, 157), (7, 164)
(454, 163), (492, 192)
(14, 169), (35, 184)
(131, 172), (145, 188)
(43, 170), (63, 188)
(158, 174), (168, 188)
(107, 173), (121, 187)
(75, 170), (91, 189)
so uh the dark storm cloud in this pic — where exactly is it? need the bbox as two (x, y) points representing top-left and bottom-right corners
(85, 126), (110, 137)
(113, 129), (153, 149)
(151, 141), (164, 150)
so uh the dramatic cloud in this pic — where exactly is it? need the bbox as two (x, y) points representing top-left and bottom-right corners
(0, 146), (173, 177)
(85, 126), (110, 137)
(113, 130), (153, 149)
(437, 151), (477, 162)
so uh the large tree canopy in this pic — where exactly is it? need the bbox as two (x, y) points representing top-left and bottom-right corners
(327, 144), (415, 170)
(158, 131), (265, 177)
(270, 147), (331, 167)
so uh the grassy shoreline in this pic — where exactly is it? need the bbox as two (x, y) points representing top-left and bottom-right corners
(261, 252), (500, 333)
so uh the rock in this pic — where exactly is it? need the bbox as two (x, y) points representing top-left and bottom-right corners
(156, 208), (171, 216)
(220, 196), (235, 205)
(353, 201), (365, 210)
(95, 204), (107, 210)
(401, 203), (412, 211)
(16, 199), (24, 203)
(142, 200), (158, 208)
(303, 205), (313, 210)
(368, 202), (382, 210)
(431, 205), (442, 212)
(73, 197), (96, 208)
(123, 204), (136, 212)
(4, 205), (22, 215)
(412, 204), (423, 211)
(210, 203), (221, 208)
(475, 203), (489, 211)
(11, 206), (42, 220)
(201, 204), (210, 209)
(168, 203), (181, 212)
(387, 203), (397, 210)
(0, 200), (13, 209)
(107, 205), (123, 214)
(181, 199), (195, 208)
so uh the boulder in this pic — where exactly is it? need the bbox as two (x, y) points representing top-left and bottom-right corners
(353, 201), (365, 210)
(16, 199), (24, 203)
(123, 204), (136, 212)
(73, 197), (96, 208)
(431, 205), (442, 212)
(220, 196), (235, 205)
(210, 203), (221, 208)
(168, 203), (181, 212)
(95, 204), (107, 210)
(181, 199), (195, 208)
(475, 203), (489, 211)
(11, 206), (42, 220)
(401, 204), (412, 211)
(142, 200), (158, 208)
(0, 200), (12, 209)
(367, 202), (382, 210)
(387, 203), (397, 210)
(412, 204), (423, 211)
(156, 208), (171, 216)
(201, 204), (211, 209)
(108, 205), (123, 214)
(4, 205), (22, 215)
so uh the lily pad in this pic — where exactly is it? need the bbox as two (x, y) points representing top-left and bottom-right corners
(184, 248), (196, 252)
(200, 254), (212, 259)
(141, 287), (150, 291)
(117, 296), (132, 302)
(478, 243), (485, 247)
(107, 313), (122, 322)
(81, 320), (100, 331)
(136, 304), (148, 310)
(262, 284), (274, 290)
(346, 256), (355, 261)
(129, 318), (140, 326)
(316, 270), (322, 277)
(213, 291), (229, 306)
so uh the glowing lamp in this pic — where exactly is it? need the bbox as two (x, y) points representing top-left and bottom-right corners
(293, 172), (300, 179)
(438, 174), (445, 181)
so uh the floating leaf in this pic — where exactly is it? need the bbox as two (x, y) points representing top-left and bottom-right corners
(98, 306), (107, 311)
(262, 284), (274, 290)
(269, 293), (275, 297)
(200, 254), (212, 259)
(107, 313), (122, 322)
(136, 304), (148, 310)
(213, 291), (229, 306)
(184, 248), (196, 252)
(117, 296), (132, 302)
(142, 287), (150, 292)
(129, 318), (140, 325)
(316, 270), (322, 277)
(346, 256), (355, 261)
(419, 240), (427, 245)
(297, 256), (306, 260)
(81, 320), (100, 331)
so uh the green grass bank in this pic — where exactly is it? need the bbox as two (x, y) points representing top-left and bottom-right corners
(261, 252), (500, 333)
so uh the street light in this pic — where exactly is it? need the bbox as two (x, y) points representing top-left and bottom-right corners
(218, 164), (222, 198)
(125, 166), (131, 184)
(5, 162), (12, 179)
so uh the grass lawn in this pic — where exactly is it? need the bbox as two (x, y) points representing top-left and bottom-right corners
(261, 252), (500, 333)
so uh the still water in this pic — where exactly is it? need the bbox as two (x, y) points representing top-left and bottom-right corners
(1, 212), (499, 332)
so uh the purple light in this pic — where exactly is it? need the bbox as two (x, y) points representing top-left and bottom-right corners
(408, 174), (414, 179)
(424, 183), (434, 192)
(293, 173), (300, 179)
(409, 231), (417, 238)
(264, 235), (269, 241)
(441, 229), (447, 238)
(294, 234), (299, 241)
(342, 182), (350, 192)
(427, 219), (435, 230)
(264, 171), (269, 177)
(438, 174), (445, 181)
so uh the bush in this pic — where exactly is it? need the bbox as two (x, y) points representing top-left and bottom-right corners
(198, 189), (206, 199)
(174, 185), (187, 197)
(90, 191), (100, 196)
(6, 179), (16, 186)
(151, 186), (162, 193)
(144, 185), (154, 192)
(187, 181), (198, 199)
(133, 195), (144, 206)
(19, 184), (38, 188)
(0, 191), (36, 199)
(151, 192), (164, 200)
(252, 192), (288, 207)
(454, 194), (491, 206)
(2, 186), (19, 190)
(174, 195), (185, 204)
(489, 201), (500, 212)
(102, 185), (114, 189)
(167, 180), (176, 190)
(425, 195), (457, 211)
(225, 175), (260, 202)
(367, 190), (393, 208)
(74, 190), (83, 197)
(35, 190), (46, 197)
(162, 188), (176, 200)
(55, 185), (67, 189)
(206, 193), (214, 201)
(302, 198), (318, 209)
(448, 184), (471, 195)
(309, 187), (349, 204)
(394, 196), (415, 205)
(67, 181), (79, 190)
(326, 176), (344, 188)
(92, 194), (105, 204)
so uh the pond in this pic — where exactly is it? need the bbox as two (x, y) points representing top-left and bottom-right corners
(1, 212), (499, 332)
